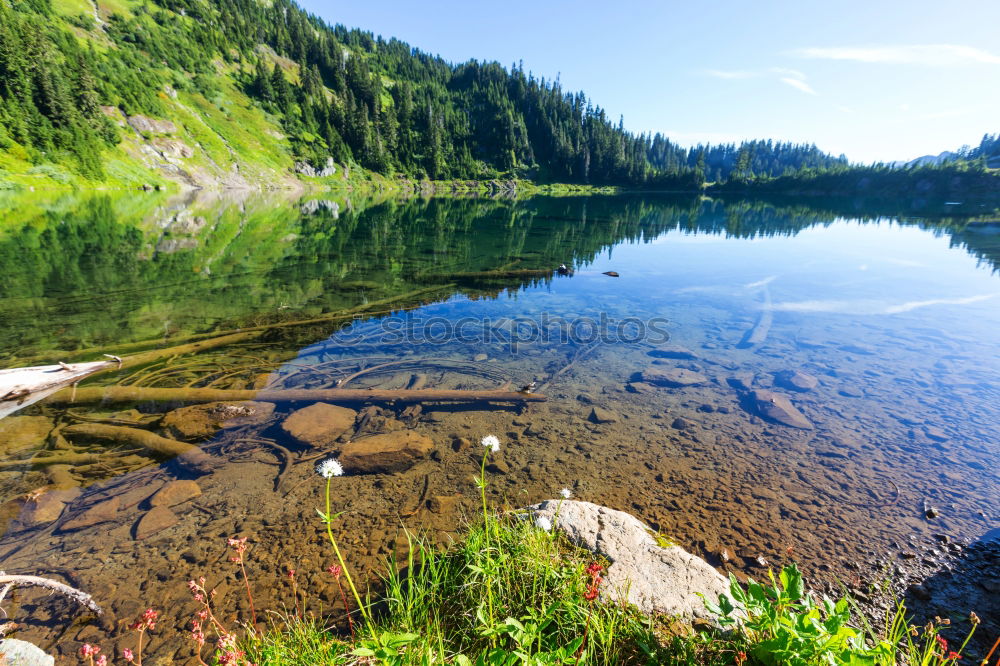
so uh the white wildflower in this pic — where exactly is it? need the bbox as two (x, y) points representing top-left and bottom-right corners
(560, 488), (572, 499)
(316, 458), (344, 478)
(535, 515), (553, 532)
(480, 434), (500, 452)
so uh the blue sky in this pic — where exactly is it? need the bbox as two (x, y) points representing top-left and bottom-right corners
(298, 0), (999, 164)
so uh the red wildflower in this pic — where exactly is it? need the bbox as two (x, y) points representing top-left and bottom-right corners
(80, 644), (101, 657)
(327, 564), (342, 578)
(735, 650), (747, 666)
(947, 652), (961, 661)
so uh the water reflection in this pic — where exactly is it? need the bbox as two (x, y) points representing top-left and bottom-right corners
(0, 191), (998, 660)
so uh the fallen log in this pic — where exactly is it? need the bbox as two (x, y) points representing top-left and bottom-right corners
(737, 286), (773, 349)
(0, 574), (102, 614)
(50, 386), (547, 406)
(62, 423), (213, 472)
(1, 360), (118, 419)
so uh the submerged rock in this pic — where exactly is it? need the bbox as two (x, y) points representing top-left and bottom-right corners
(775, 369), (819, 392)
(641, 367), (707, 388)
(134, 506), (178, 540)
(526, 500), (733, 621)
(648, 344), (697, 360)
(340, 431), (434, 474)
(751, 389), (814, 429)
(21, 488), (80, 527)
(162, 401), (276, 441)
(281, 403), (357, 448)
(0, 415), (53, 456)
(59, 496), (121, 532)
(589, 407), (619, 424)
(149, 480), (201, 508)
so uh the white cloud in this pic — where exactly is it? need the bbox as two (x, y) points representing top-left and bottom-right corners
(703, 66), (818, 95)
(793, 44), (1000, 66)
(704, 69), (757, 79)
(780, 77), (817, 95)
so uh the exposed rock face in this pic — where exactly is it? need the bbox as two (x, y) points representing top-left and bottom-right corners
(151, 138), (194, 158)
(294, 157), (337, 177)
(161, 401), (275, 441)
(641, 367), (707, 388)
(527, 500), (733, 621)
(340, 431), (434, 474)
(751, 389), (814, 429)
(280, 403), (357, 448)
(775, 369), (819, 392)
(127, 115), (177, 135)
(727, 373), (755, 391)
(0, 638), (54, 666)
(0, 415), (53, 456)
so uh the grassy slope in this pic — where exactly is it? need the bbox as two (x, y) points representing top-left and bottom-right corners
(0, 0), (332, 191)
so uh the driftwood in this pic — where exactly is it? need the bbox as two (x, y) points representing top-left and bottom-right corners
(62, 423), (213, 471)
(50, 386), (547, 406)
(1, 360), (118, 419)
(0, 574), (102, 614)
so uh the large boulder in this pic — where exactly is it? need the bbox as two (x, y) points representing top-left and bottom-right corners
(161, 401), (275, 441)
(0, 639), (54, 666)
(281, 403), (356, 448)
(527, 500), (733, 621)
(340, 431), (434, 474)
(641, 367), (707, 388)
(750, 390), (814, 429)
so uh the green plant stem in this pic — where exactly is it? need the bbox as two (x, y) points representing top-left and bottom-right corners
(479, 451), (497, 644)
(324, 477), (369, 623)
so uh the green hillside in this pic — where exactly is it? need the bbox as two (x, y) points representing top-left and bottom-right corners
(0, 0), (709, 191)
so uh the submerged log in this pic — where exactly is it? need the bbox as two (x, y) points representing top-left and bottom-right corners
(62, 423), (213, 471)
(50, 386), (547, 406)
(737, 286), (773, 349)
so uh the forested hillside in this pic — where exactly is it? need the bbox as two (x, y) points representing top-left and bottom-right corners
(0, 0), (707, 188)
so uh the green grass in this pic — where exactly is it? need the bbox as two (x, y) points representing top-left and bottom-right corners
(184, 445), (980, 666)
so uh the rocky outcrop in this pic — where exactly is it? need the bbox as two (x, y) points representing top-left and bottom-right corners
(294, 157), (337, 177)
(340, 431), (434, 474)
(127, 115), (178, 135)
(527, 500), (733, 621)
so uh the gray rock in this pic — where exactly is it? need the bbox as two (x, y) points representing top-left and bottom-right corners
(0, 638), (55, 666)
(751, 390), (814, 429)
(774, 370), (819, 392)
(526, 500), (734, 621)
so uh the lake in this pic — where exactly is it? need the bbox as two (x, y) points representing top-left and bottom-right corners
(1, 190), (998, 661)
